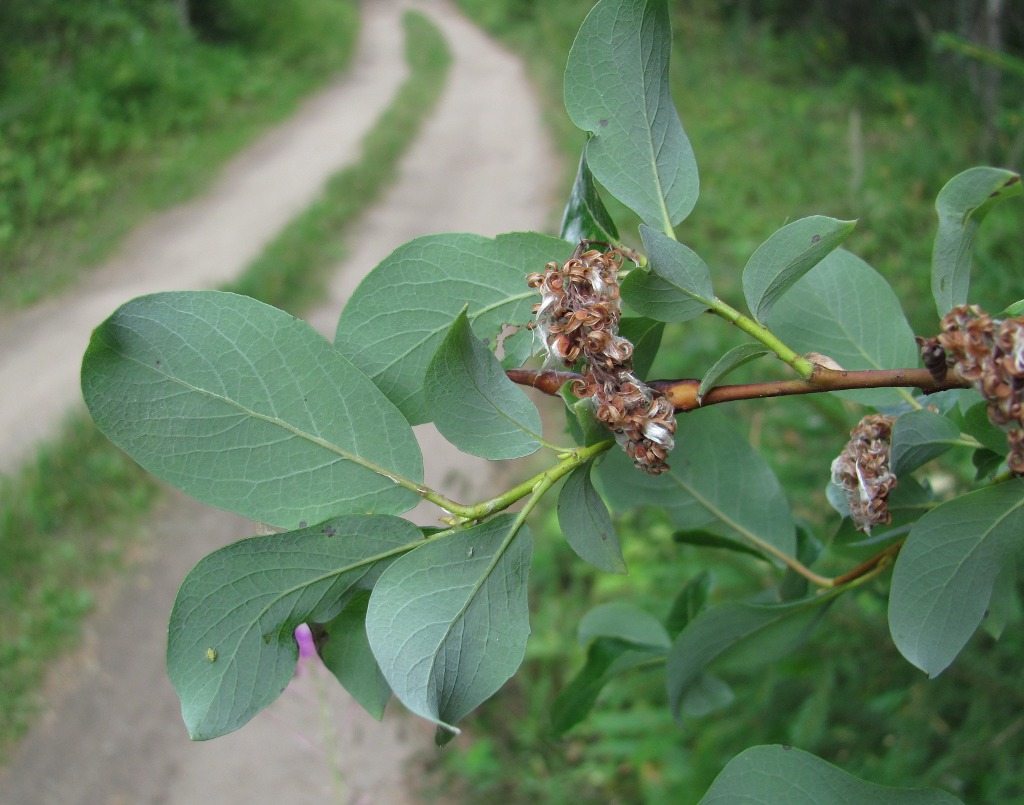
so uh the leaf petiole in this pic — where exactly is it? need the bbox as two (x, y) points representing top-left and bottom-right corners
(438, 440), (615, 523)
(706, 297), (815, 379)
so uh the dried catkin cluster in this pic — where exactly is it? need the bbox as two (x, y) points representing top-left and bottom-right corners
(831, 414), (898, 533)
(937, 305), (1024, 475)
(527, 245), (677, 474)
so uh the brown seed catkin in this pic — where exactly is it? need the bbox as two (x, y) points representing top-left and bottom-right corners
(938, 305), (1024, 474)
(528, 245), (677, 474)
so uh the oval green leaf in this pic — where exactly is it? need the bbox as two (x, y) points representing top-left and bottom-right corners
(664, 570), (713, 638)
(564, 0), (698, 230)
(365, 515), (532, 731)
(167, 514), (422, 740)
(560, 144), (620, 244)
(890, 408), (961, 475)
(618, 316), (665, 378)
(318, 592), (392, 721)
(424, 307), (543, 459)
(82, 291), (423, 528)
(621, 225), (714, 322)
(558, 463), (626, 574)
(697, 343), (772, 398)
(699, 745), (963, 804)
(334, 232), (572, 424)
(667, 593), (838, 719)
(766, 249), (918, 407)
(596, 409), (796, 560)
(551, 636), (665, 735)
(888, 478), (1024, 677)
(932, 167), (1021, 315)
(578, 602), (670, 649)
(742, 215), (856, 323)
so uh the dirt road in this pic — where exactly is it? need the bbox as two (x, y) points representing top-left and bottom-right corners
(0, 0), (560, 802)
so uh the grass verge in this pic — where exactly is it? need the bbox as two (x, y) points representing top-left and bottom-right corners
(0, 8), (451, 760)
(0, 0), (359, 312)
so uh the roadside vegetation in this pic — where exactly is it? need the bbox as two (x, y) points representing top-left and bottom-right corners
(0, 0), (359, 310)
(0, 8), (452, 759)
(435, 1), (1024, 802)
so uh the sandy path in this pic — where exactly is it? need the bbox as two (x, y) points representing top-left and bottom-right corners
(0, 0), (411, 474)
(0, 0), (560, 802)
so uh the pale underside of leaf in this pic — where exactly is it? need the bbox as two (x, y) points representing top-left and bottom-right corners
(82, 291), (422, 528)
(596, 410), (796, 559)
(167, 515), (423, 740)
(564, 0), (698, 230)
(699, 745), (963, 804)
(766, 249), (918, 407)
(366, 515), (532, 731)
(334, 233), (573, 424)
(888, 479), (1024, 677)
(424, 308), (543, 460)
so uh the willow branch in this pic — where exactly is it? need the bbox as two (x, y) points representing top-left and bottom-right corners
(507, 366), (970, 411)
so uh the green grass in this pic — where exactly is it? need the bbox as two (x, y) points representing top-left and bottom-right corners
(0, 0), (360, 311)
(0, 9), (452, 760)
(0, 417), (160, 753)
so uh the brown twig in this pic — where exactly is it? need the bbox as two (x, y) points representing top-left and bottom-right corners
(830, 540), (904, 588)
(507, 366), (970, 411)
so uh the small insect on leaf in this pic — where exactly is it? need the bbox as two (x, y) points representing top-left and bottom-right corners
(206, 647), (218, 663)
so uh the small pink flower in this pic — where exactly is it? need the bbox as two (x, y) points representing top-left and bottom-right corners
(293, 623), (317, 675)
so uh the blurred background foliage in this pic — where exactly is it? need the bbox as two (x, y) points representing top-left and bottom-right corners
(439, 1), (1024, 802)
(0, 0), (358, 307)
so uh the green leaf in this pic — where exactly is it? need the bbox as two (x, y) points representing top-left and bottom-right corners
(424, 307), (543, 459)
(82, 291), (422, 528)
(551, 637), (663, 734)
(558, 464), (626, 574)
(578, 602), (671, 649)
(560, 145), (620, 244)
(622, 225), (714, 322)
(699, 745), (964, 804)
(1000, 299), (1024, 317)
(667, 594), (837, 719)
(889, 478), (1024, 676)
(698, 343), (772, 399)
(166, 514), (422, 740)
(890, 408), (962, 475)
(673, 529), (767, 560)
(778, 527), (824, 602)
(982, 560), (1020, 640)
(552, 601), (671, 733)
(365, 515), (532, 731)
(618, 316), (665, 378)
(597, 409), (796, 560)
(560, 383), (609, 447)
(766, 249), (918, 407)
(973, 447), (1005, 480)
(318, 592), (391, 721)
(831, 476), (934, 545)
(932, 167), (1021, 315)
(681, 672), (734, 717)
(664, 571), (713, 638)
(334, 233), (572, 424)
(961, 399), (1009, 455)
(742, 216), (856, 323)
(564, 0), (698, 231)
